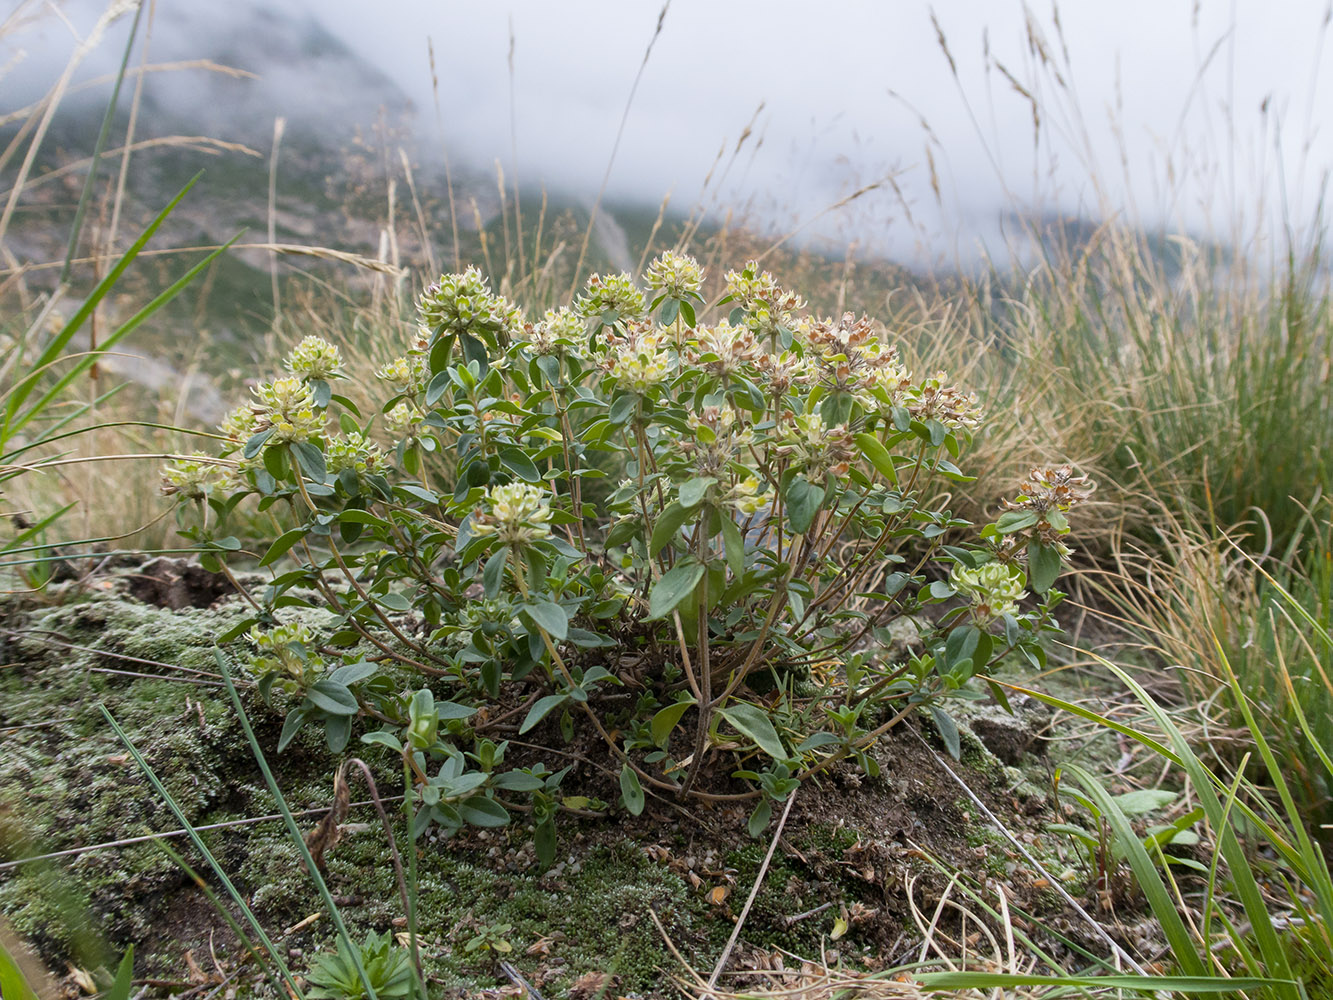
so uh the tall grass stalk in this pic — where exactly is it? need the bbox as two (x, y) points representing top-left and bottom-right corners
(1093, 496), (1333, 831)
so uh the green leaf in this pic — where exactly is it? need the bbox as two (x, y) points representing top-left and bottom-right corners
(262, 442), (288, 481)
(535, 819), (556, 865)
(105, 946), (135, 1000)
(520, 694), (568, 734)
(1028, 540), (1062, 593)
(985, 679), (1014, 715)
(499, 447), (541, 483)
(436, 701), (477, 720)
(491, 771), (545, 792)
(277, 707), (308, 752)
(458, 795), (511, 828)
(719, 515), (745, 575)
(608, 393), (637, 425)
(784, 476), (823, 534)
(0, 938), (39, 1000)
(930, 706), (961, 760)
(258, 527), (306, 567)
(378, 592), (411, 612)
(360, 730), (404, 753)
(307, 680), (359, 717)
(336, 508), (393, 529)
(292, 441), (327, 483)
(944, 625), (981, 671)
(521, 600), (568, 640)
(747, 798), (772, 838)
(649, 501), (694, 558)
(678, 476), (714, 508)
(995, 510), (1039, 534)
(483, 546), (510, 599)
(619, 764), (645, 816)
(854, 432), (898, 485)
(648, 560), (705, 619)
(650, 699), (695, 748)
(717, 702), (786, 760)
(324, 714), (351, 753)
(328, 661), (378, 686)
(1112, 788), (1177, 816)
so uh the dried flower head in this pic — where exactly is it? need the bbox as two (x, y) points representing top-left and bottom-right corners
(1004, 465), (1096, 514)
(779, 411), (856, 479)
(681, 405), (755, 479)
(754, 350), (815, 395)
(906, 371), (982, 432)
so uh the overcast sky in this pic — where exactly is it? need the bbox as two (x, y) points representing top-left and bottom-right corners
(6, 0), (1331, 264)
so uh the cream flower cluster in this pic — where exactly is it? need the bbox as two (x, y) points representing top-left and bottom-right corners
(326, 431), (390, 478)
(951, 562), (1028, 621)
(471, 483), (554, 546)
(724, 260), (805, 340)
(246, 621), (316, 687)
(515, 307), (584, 356)
(576, 272), (647, 323)
(161, 453), (233, 500)
(417, 266), (523, 343)
(645, 251), (704, 299)
(252, 376), (325, 445)
(374, 354), (429, 396)
(606, 326), (673, 395)
(284, 336), (344, 381)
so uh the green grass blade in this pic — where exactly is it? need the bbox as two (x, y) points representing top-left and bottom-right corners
(149, 838), (273, 980)
(1, 503), (75, 554)
(917, 971), (1296, 992)
(22, 233), (241, 424)
(4, 172), (202, 429)
(1063, 763), (1207, 976)
(104, 945), (134, 1000)
(0, 938), (39, 1000)
(1095, 658), (1305, 1000)
(98, 704), (304, 1000)
(993, 678), (1179, 761)
(213, 649), (380, 1000)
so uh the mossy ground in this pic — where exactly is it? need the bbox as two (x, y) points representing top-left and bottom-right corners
(1, 574), (1147, 997)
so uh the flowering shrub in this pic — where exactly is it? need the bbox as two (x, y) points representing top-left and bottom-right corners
(166, 257), (1091, 857)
